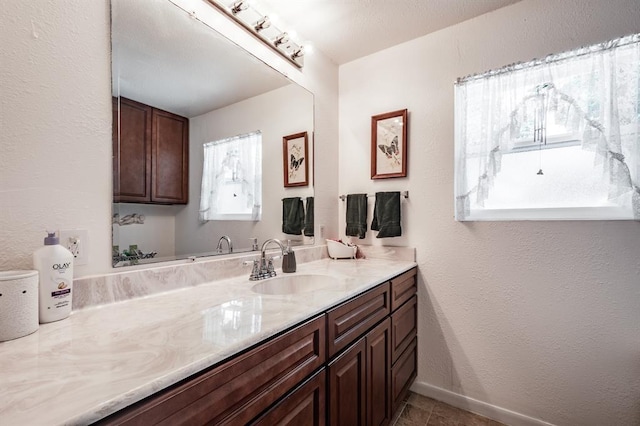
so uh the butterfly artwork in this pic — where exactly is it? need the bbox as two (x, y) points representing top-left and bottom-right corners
(289, 154), (305, 180)
(371, 109), (407, 179)
(290, 154), (305, 171)
(284, 132), (309, 187)
(378, 136), (400, 165)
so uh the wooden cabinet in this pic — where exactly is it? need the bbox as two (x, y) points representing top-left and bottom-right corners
(390, 268), (417, 311)
(113, 97), (189, 204)
(327, 282), (390, 357)
(251, 369), (326, 426)
(98, 267), (418, 426)
(99, 315), (325, 425)
(391, 338), (417, 413)
(151, 108), (189, 203)
(390, 270), (418, 414)
(327, 268), (417, 426)
(113, 97), (152, 202)
(366, 318), (392, 426)
(391, 295), (417, 364)
(328, 337), (367, 425)
(326, 317), (392, 426)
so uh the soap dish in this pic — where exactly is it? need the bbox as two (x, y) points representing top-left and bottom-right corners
(326, 239), (357, 259)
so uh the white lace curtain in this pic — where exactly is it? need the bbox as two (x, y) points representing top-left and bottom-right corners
(454, 33), (639, 220)
(199, 131), (262, 221)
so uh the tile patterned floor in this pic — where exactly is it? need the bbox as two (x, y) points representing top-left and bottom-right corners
(391, 392), (507, 426)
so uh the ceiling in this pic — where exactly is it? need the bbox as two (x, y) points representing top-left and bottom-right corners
(112, 0), (290, 117)
(258, 0), (522, 65)
(111, 0), (522, 117)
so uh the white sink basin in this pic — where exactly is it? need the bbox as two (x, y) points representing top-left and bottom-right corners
(251, 274), (339, 295)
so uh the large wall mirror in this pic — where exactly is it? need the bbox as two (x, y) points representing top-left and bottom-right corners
(111, 0), (314, 267)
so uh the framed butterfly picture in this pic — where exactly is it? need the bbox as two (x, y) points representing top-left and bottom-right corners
(283, 131), (309, 187)
(371, 109), (408, 179)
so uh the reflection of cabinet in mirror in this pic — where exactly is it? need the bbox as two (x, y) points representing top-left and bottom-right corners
(113, 97), (189, 204)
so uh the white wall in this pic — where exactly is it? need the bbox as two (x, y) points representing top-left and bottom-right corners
(0, 1), (112, 276)
(113, 204), (179, 258)
(176, 84), (314, 255)
(0, 0), (339, 277)
(339, 0), (640, 425)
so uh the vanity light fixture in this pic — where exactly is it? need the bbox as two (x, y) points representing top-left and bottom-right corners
(291, 46), (305, 59)
(254, 16), (271, 32)
(231, 0), (249, 14)
(274, 32), (289, 46)
(206, 0), (305, 68)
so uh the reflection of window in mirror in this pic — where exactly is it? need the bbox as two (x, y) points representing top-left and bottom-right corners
(200, 131), (262, 221)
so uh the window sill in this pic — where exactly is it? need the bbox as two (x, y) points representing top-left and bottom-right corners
(462, 206), (635, 221)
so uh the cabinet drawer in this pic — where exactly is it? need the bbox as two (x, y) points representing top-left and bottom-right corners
(327, 283), (390, 358)
(251, 369), (326, 426)
(390, 268), (417, 312)
(391, 338), (417, 413)
(391, 295), (417, 364)
(101, 315), (325, 426)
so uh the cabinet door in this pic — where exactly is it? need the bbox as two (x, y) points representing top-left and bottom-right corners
(391, 337), (417, 413)
(366, 318), (391, 426)
(251, 369), (325, 426)
(391, 295), (417, 364)
(328, 337), (366, 426)
(151, 108), (188, 204)
(114, 97), (152, 202)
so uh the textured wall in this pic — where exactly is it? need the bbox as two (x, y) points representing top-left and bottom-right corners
(338, 0), (640, 425)
(0, 0), (339, 276)
(0, 0), (113, 276)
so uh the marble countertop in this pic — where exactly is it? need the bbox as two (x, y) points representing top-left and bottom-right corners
(0, 257), (416, 425)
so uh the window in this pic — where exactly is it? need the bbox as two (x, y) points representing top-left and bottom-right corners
(199, 131), (262, 221)
(455, 34), (639, 221)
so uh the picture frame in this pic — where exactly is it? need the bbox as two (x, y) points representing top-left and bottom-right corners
(283, 131), (309, 187)
(371, 109), (408, 179)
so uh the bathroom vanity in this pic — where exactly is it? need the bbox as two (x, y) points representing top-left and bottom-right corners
(99, 267), (417, 425)
(0, 257), (417, 425)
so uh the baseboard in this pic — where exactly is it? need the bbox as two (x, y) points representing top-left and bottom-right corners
(410, 381), (556, 426)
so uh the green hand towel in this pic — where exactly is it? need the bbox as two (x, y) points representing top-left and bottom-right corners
(282, 197), (304, 235)
(345, 194), (368, 239)
(371, 192), (401, 238)
(304, 197), (314, 237)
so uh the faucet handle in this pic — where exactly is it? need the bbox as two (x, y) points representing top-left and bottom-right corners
(266, 259), (276, 276)
(244, 259), (261, 280)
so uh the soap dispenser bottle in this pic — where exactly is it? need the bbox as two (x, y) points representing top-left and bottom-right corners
(282, 240), (297, 273)
(33, 231), (74, 323)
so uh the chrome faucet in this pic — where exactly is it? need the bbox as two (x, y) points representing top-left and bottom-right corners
(216, 235), (233, 254)
(246, 238), (285, 280)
